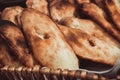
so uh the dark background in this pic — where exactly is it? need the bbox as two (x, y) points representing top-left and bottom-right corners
(0, 0), (26, 11)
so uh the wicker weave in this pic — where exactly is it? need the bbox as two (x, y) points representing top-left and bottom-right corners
(0, 65), (119, 80)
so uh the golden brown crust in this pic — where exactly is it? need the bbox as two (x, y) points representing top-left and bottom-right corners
(0, 39), (22, 66)
(60, 17), (120, 47)
(59, 25), (120, 66)
(105, 0), (120, 31)
(0, 20), (35, 67)
(20, 8), (79, 70)
(26, 0), (49, 15)
(50, 0), (75, 22)
(1, 6), (23, 27)
(81, 3), (120, 42)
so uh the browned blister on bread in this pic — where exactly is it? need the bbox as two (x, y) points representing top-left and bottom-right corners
(0, 20), (35, 67)
(50, 0), (76, 22)
(26, 0), (49, 15)
(105, 0), (120, 31)
(1, 6), (23, 27)
(59, 25), (120, 66)
(81, 3), (120, 42)
(20, 8), (79, 70)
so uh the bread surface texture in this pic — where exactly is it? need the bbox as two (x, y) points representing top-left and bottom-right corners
(20, 8), (79, 70)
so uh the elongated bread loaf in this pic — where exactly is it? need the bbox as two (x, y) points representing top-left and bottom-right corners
(0, 20), (35, 67)
(59, 25), (120, 66)
(105, 0), (120, 31)
(20, 8), (79, 70)
(81, 3), (120, 42)
(60, 17), (120, 48)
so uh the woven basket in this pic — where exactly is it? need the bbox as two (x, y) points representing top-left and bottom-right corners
(0, 0), (120, 80)
(0, 65), (120, 80)
(0, 65), (114, 80)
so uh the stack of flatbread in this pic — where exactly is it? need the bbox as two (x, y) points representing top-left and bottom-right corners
(0, 0), (120, 70)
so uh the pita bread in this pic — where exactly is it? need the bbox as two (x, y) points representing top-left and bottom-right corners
(60, 17), (120, 48)
(59, 25), (120, 66)
(20, 8), (79, 70)
(105, 0), (120, 31)
(0, 20), (35, 67)
(81, 3), (120, 42)
(0, 39), (22, 66)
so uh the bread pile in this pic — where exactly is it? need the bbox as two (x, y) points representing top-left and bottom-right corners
(0, 0), (120, 70)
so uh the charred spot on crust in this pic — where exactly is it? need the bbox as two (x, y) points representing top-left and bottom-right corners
(88, 39), (96, 47)
(44, 33), (51, 39)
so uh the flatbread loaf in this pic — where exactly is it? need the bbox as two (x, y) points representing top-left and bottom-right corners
(105, 0), (120, 31)
(20, 8), (79, 70)
(59, 25), (120, 66)
(0, 39), (22, 66)
(0, 20), (35, 67)
(81, 3), (120, 42)
(60, 17), (120, 47)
